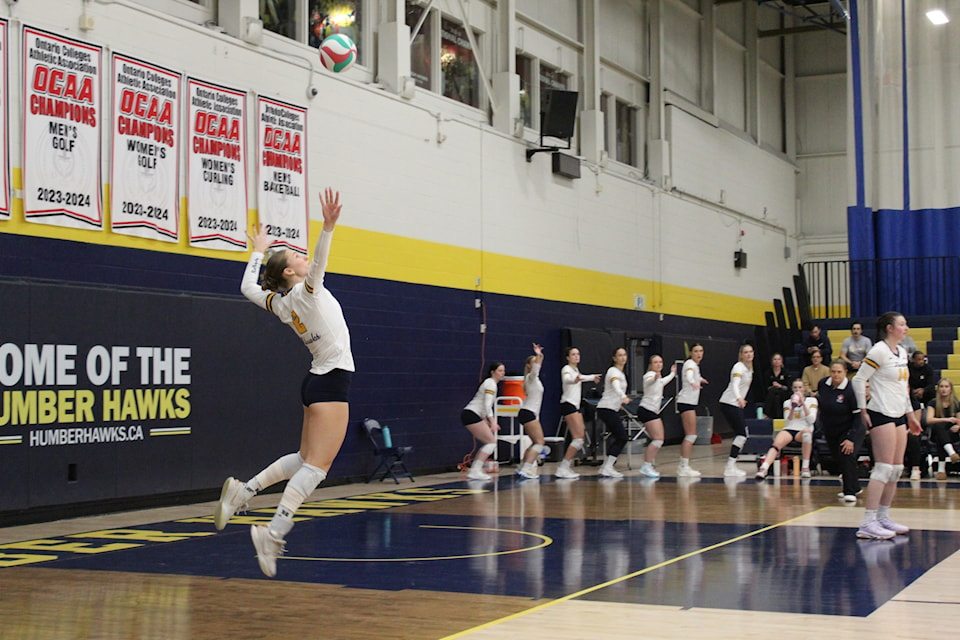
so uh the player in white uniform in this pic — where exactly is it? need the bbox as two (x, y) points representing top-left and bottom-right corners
(676, 344), (708, 477)
(461, 362), (506, 481)
(755, 379), (818, 479)
(515, 343), (547, 479)
(633, 355), (677, 478)
(851, 312), (919, 540)
(557, 347), (600, 479)
(718, 344), (754, 477)
(215, 188), (355, 578)
(595, 348), (632, 477)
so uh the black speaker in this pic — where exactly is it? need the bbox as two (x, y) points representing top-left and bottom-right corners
(541, 89), (579, 140)
(734, 250), (748, 269)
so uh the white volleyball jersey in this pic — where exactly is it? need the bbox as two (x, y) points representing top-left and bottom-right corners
(561, 365), (590, 406)
(719, 362), (753, 406)
(241, 230), (354, 375)
(598, 366), (628, 411)
(676, 359), (702, 405)
(783, 396), (818, 430)
(640, 370), (676, 412)
(465, 378), (498, 418)
(521, 362), (544, 415)
(853, 341), (911, 418)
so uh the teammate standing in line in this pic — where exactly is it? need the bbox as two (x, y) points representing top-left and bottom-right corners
(515, 343), (547, 480)
(635, 355), (677, 478)
(556, 347), (600, 479)
(460, 361), (506, 481)
(595, 347), (632, 478)
(676, 344), (708, 477)
(755, 379), (818, 480)
(719, 344), (755, 477)
(215, 188), (354, 578)
(852, 311), (919, 539)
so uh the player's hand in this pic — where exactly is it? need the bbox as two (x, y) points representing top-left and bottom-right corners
(248, 223), (270, 253)
(320, 187), (342, 231)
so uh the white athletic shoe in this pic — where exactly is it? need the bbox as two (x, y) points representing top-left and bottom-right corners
(724, 465), (746, 478)
(638, 463), (660, 479)
(841, 494), (858, 503)
(677, 466), (702, 477)
(856, 520), (896, 540)
(878, 516), (910, 535)
(755, 467), (768, 481)
(909, 468), (921, 481)
(801, 470), (811, 479)
(214, 477), (251, 531)
(599, 465), (625, 478)
(250, 525), (285, 578)
(555, 466), (581, 480)
(466, 468), (493, 481)
(515, 466), (538, 480)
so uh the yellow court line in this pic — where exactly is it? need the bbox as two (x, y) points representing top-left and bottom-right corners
(438, 506), (832, 640)
(285, 524), (552, 563)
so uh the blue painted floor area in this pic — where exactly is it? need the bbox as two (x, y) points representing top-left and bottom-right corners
(27, 486), (960, 618)
(582, 525), (960, 617)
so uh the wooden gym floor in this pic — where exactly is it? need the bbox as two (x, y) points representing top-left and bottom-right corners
(4, 443), (960, 640)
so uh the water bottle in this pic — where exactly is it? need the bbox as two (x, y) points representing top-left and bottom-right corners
(381, 426), (393, 448)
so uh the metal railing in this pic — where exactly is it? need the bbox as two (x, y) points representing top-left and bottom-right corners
(802, 257), (960, 319)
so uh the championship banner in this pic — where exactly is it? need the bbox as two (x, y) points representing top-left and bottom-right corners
(22, 26), (102, 229)
(0, 20), (9, 219)
(110, 54), (181, 241)
(186, 78), (247, 251)
(257, 96), (308, 254)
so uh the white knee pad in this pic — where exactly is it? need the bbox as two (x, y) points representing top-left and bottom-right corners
(871, 461), (893, 483)
(287, 463), (327, 502)
(479, 443), (497, 457)
(570, 438), (584, 451)
(890, 464), (904, 482)
(530, 443), (544, 455)
(684, 434), (699, 444)
(733, 435), (747, 449)
(801, 432), (812, 444)
(649, 439), (663, 449)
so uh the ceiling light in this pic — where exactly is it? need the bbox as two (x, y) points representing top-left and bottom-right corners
(927, 9), (949, 25)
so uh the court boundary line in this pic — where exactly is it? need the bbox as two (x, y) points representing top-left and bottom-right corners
(438, 506), (831, 640)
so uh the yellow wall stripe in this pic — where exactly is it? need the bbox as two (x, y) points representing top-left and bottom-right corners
(3, 199), (769, 325)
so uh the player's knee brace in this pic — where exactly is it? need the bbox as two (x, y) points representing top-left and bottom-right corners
(890, 464), (904, 482)
(649, 439), (663, 449)
(771, 444), (782, 456)
(733, 435), (747, 449)
(570, 438), (584, 451)
(871, 461), (893, 483)
(287, 463), (327, 502)
(530, 443), (544, 455)
(801, 431), (813, 444)
(684, 434), (699, 444)
(479, 443), (497, 457)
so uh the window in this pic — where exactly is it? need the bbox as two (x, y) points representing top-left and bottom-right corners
(615, 99), (637, 166)
(516, 55), (533, 127)
(261, 0), (298, 39)
(309, 1), (361, 51)
(407, 2), (433, 90)
(539, 62), (567, 94)
(440, 18), (479, 107)
(258, 1), (365, 64)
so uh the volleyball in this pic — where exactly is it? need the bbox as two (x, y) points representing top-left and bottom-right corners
(319, 34), (357, 73)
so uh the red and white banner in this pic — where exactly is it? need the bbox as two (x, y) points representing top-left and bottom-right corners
(186, 78), (247, 251)
(257, 96), (308, 254)
(0, 20), (9, 219)
(22, 26), (102, 228)
(110, 54), (181, 241)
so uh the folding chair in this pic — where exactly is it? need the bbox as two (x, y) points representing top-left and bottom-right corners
(362, 418), (414, 483)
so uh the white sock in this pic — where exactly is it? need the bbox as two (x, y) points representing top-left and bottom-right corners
(862, 509), (877, 527)
(802, 459), (810, 471)
(679, 458), (690, 468)
(604, 455), (618, 469)
(269, 463), (326, 539)
(726, 457), (738, 468)
(559, 458), (571, 470)
(759, 460), (770, 472)
(946, 444), (957, 457)
(877, 504), (891, 520)
(939, 460), (947, 473)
